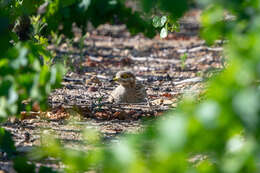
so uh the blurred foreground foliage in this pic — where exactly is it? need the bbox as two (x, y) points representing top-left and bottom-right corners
(0, 0), (260, 172)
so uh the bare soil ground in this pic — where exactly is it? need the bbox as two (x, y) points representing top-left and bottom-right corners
(1, 9), (224, 172)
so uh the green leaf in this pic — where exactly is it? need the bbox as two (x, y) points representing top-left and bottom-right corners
(0, 127), (16, 156)
(0, 97), (8, 118)
(12, 46), (28, 69)
(233, 88), (259, 129)
(13, 156), (36, 173)
(39, 166), (57, 173)
(160, 16), (167, 26)
(141, 0), (157, 13)
(196, 100), (220, 128)
(78, 0), (91, 11)
(157, 115), (187, 154)
(152, 16), (161, 28)
(160, 27), (168, 38)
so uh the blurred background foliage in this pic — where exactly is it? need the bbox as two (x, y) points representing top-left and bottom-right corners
(0, 0), (260, 172)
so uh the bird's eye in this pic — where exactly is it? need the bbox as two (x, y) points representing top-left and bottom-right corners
(121, 74), (129, 78)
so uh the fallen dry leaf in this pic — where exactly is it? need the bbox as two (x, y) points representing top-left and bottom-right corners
(84, 57), (97, 67)
(112, 111), (127, 120)
(44, 106), (70, 120)
(32, 102), (40, 112)
(20, 111), (40, 120)
(151, 99), (173, 105)
(85, 76), (102, 86)
(161, 93), (173, 99)
(151, 99), (164, 105)
(126, 110), (137, 116)
(95, 111), (111, 120)
(163, 100), (174, 105)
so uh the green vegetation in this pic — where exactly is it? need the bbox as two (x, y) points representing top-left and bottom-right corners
(152, 15), (180, 38)
(180, 53), (188, 70)
(1, 0), (260, 172)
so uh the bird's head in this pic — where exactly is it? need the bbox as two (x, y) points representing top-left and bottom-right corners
(113, 71), (136, 87)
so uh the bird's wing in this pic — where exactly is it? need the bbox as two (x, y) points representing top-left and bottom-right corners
(135, 83), (147, 101)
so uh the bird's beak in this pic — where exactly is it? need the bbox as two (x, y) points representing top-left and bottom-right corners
(113, 77), (119, 81)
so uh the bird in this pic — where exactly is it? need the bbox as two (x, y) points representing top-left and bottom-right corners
(109, 71), (147, 103)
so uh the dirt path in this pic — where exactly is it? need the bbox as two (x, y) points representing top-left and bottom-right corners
(1, 9), (224, 172)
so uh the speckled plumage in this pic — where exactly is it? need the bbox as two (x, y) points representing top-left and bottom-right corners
(109, 71), (147, 103)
